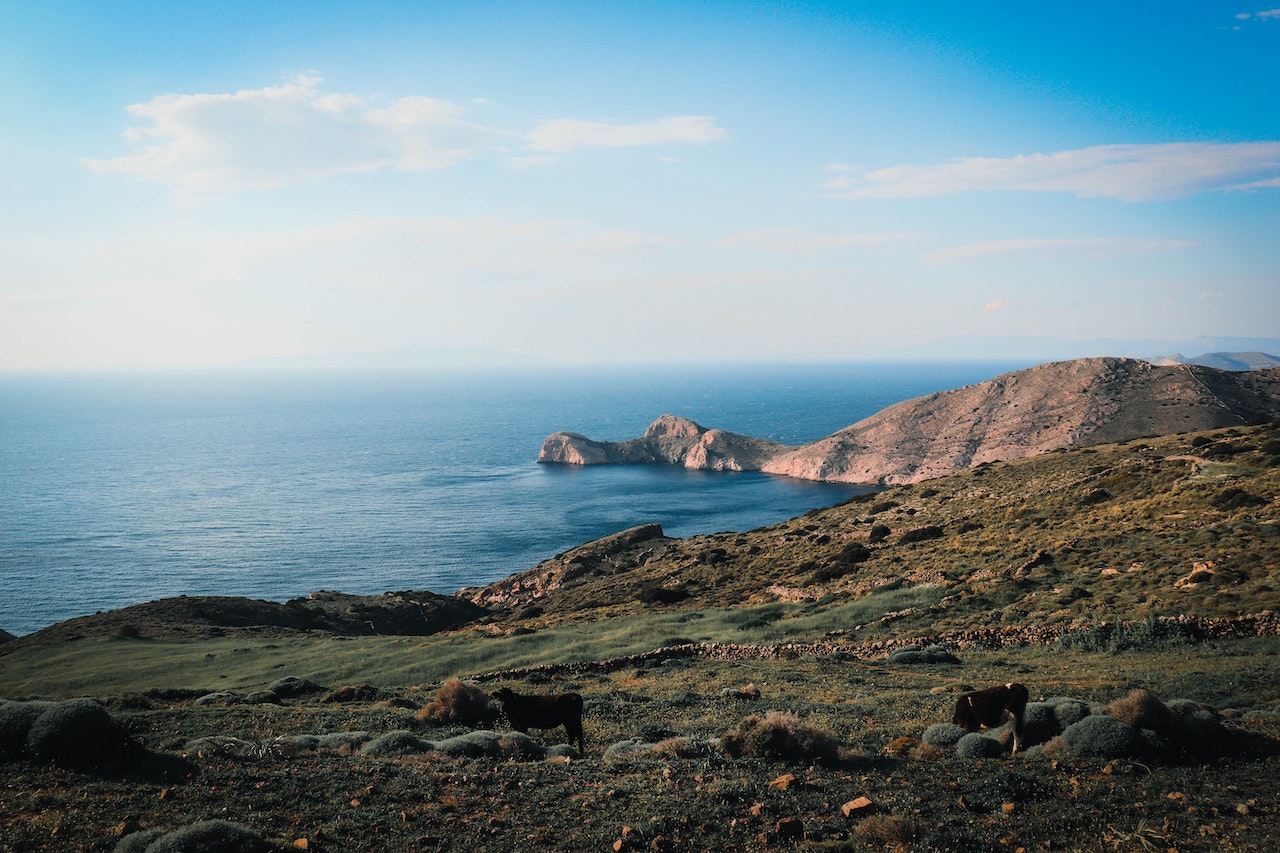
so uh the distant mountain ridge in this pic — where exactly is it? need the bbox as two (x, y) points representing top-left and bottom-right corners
(1151, 352), (1280, 371)
(539, 357), (1280, 484)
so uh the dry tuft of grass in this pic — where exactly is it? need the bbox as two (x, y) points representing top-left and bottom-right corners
(415, 677), (494, 726)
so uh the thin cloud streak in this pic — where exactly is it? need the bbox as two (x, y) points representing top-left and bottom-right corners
(82, 76), (727, 198)
(925, 238), (1195, 265)
(823, 142), (1280, 202)
(717, 228), (922, 252)
(525, 116), (726, 152)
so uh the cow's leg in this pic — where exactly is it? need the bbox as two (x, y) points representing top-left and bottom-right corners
(563, 720), (584, 751)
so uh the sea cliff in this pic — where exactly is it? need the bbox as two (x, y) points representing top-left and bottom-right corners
(539, 357), (1280, 484)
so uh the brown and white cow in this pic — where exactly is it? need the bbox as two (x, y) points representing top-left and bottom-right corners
(953, 682), (1029, 754)
(491, 687), (585, 751)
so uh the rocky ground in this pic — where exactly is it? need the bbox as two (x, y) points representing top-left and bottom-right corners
(4, 646), (1279, 853)
(4, 421), (1278, 852)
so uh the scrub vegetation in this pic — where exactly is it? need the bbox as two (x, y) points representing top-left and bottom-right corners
(2, 423), (1278, 851)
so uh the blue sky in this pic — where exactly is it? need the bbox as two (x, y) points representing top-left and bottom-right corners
(2, 1), (1278, 369)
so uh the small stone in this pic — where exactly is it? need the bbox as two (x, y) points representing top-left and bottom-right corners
(1236, 803), (1250, 815)
(769, 773), (798, 790)
(350, 798), (361, 808)
(750, 803), (765, 817)
(158, 788), (172, 801)
(842, 797), (875, 818)
(292, 840), (309, 850)
(1002, 803), (1016, 815)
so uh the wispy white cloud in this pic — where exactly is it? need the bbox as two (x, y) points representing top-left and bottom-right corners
(823, 142), (1280, 202)
(524, 116), (727, 152)
(983, 298), (1014, 314)
(924, 237), (1195, 266)
(717, 228), (921, 252)
(82, 75), (501, 197)
(83, 75), (727, 198)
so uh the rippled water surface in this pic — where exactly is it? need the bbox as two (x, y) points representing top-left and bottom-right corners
(0, 361), (1026, 635)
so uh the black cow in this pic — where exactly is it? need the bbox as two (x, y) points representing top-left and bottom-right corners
(491, 687), (585, 751)
(953, 682), (1029, 754)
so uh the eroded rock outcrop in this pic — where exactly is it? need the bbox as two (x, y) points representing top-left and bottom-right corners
(461, 523), (671, 610)
(539, 358), (1280, 485)
(538, 415), (788, 471)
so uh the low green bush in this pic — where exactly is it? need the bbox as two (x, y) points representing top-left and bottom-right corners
(898, 525), (944, 545)
(0, 700), (51, 760)
(921, 723), (965, 746)
(26, 698), (135, 767)
(888, 645), (959, 665)
(1019, 702), (1060, 748)
(435, 730), (545, 759)
(361, 730), (431, 757)
(266, 676), (322, 698)
(1045, 697), (1091, 729)
(955, 732), (1003, 758)
(115, 819), (276, 853)
(1060, 715), (1139, 758)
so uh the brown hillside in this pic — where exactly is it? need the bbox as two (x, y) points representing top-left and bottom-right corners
(540, 357), (1280, 484)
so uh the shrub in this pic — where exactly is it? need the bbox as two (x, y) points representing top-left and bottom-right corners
(361, 730), (431, 757)
(868, 524), (891, 544)
(314, 731), (370, 751)
(811, 542), (874, 582)
(26, 698), (135, 766)
(720, 711), (839, 764)
(1057, 617), (1191, 653)
(436, 730), (545, 759)
(113, 829), (165, 852)
(836, 542), (872, 565)
(637, 583), (691, 604)
(183, 736), (257, 758)
(888, 645), (960, 665)
(1060, 715), (1139, 758)
(416, 677), (495, 726)
(117, 819), (275, 853)
(1166, 701), (1233, 755)
(1211, 488), (1267, 510)
(322, 684), (379, 703)
(921, 723), (965, 746)
(603, 738), (651, 760)
(0, 700), (51, 760)
(1079, 488), (1111, 506)
(1045, 697), (1091, 730)
(1105, 689), (1174, 735)
(955, 732), (1004, 759)
(266, 676), (322, 698)
(1019, 702), (1060, 748)
(898, 525), (944, 545)
(855, 814), (919, 847)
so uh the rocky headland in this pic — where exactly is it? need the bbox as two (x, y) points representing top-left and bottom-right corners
(539, 356), (1280, 484)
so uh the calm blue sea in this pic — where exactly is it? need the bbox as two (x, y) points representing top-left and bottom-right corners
(0, 361), (1027, 636)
